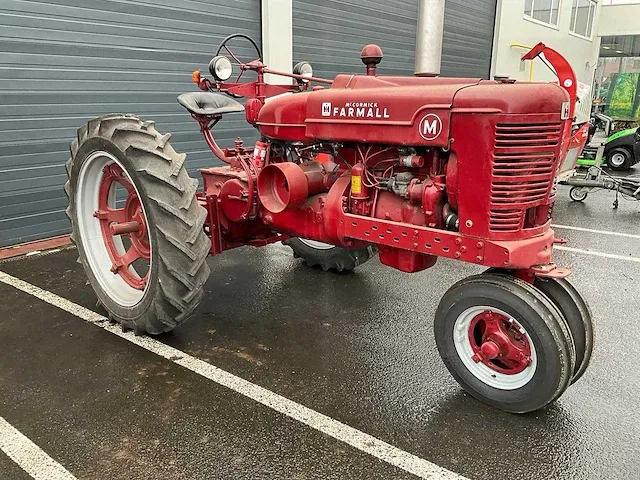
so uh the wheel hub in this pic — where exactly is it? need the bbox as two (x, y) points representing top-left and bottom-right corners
(452, 305), (537, 390)
(95, 163), (150, 290)
(479, 339), (500, 359)
(469, 311), (532, 375)
(610, 152), (625, 167)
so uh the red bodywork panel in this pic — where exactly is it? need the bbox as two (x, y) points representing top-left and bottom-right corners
(258, 76), (481, 145)
(257, 75), (570, 243)
(258, 77), (568, 148)
(194, 43), (577, 277)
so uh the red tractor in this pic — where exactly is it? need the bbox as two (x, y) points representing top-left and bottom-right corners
(65, 35), (593, 413)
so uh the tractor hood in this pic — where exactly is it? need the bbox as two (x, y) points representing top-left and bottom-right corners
(257, 74), (570, 146)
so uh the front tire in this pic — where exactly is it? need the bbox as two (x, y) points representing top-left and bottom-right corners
(534, 277), (593, 384)
(284, 237), (375, 272)
(434, 274), (575, 413)
(607, 147), (633, 171)
(65, 115), (211, 334)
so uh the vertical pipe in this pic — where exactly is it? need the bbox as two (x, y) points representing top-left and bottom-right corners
(414, 0), (446, 76)
(262, 0), (293, 84)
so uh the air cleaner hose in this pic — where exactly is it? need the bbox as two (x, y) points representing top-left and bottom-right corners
(442, 203), (459, 231)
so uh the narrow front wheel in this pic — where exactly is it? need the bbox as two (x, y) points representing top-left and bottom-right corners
(534, 277), (593, 384)
(434, 274), (575, 413)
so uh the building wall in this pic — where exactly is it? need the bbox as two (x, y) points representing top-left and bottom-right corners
(0, 0), (500, 248)
(0, 0), (261, 247)
(598, 4), (640, 36)
(492, 0), (601, 85)
(291, 0), (497, 80)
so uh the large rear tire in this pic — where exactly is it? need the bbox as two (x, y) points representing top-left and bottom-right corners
(65, 114), (211, 334)
(284, 237), (375, 272)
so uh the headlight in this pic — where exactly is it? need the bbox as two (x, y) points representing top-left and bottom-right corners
(293, 62), (313, 82)
(209, 55), (233, 81)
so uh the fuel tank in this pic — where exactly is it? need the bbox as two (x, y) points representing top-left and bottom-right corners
(257, 75), (570, 146)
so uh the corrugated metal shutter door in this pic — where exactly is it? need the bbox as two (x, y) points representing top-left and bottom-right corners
(293, 0), (420, 79)
(292, 0), (496, 79)
(441, 0), (496, 78)
(0, 0), (260, 247)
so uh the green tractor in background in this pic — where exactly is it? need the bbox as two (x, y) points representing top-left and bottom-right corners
(577, 113), (640, 171)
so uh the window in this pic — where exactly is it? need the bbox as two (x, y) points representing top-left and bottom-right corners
(524, 0), (560, 27)
(571, 0), (597, 38)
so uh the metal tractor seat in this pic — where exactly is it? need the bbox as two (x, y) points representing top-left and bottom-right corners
(178, 92), (244, 116)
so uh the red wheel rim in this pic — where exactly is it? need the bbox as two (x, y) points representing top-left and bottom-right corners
(468, 310), (532, 375)
(94, 163), (150, 290)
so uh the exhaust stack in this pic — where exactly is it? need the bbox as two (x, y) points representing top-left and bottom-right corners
(414, 0), (445, 77)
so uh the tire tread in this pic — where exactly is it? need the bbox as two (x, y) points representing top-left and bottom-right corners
(66, 114), (210, 334)
(284, 238), (375, 272)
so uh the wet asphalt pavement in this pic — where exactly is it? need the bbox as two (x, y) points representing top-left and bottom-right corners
(2, 180), (640, 480)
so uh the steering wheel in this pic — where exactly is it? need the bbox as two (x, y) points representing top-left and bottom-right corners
(216, 34), (262, 67)
(212, 35), (263, 96)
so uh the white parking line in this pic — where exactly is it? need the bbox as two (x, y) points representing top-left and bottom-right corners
(552, 224), (640, 240)
(0, 271), (467, 480)
(0, 416), (77, 480)
(555, 245), (640, 263)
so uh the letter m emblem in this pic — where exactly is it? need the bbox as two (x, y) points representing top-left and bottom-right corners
(418, 113), (443, 140)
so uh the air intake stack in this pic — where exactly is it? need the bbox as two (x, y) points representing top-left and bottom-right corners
(414, 0), (445, 76)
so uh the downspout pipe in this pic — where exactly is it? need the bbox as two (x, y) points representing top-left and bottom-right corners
(414, 0), (446, 76)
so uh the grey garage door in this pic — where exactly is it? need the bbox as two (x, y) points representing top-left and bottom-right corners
(293, 0), (496, 79)
(0, 0), (260, 247)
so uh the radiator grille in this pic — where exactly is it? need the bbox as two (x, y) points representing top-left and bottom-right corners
(490, 122), (563, 232)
